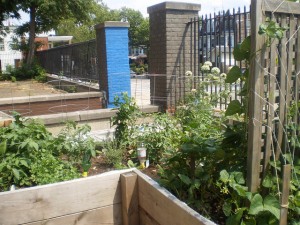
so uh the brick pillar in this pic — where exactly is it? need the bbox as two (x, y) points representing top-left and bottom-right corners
(147, 2), (201, 110)
(95, 22), (131, 108)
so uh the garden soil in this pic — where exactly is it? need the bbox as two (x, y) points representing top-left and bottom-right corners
(0, 80), (65, 98)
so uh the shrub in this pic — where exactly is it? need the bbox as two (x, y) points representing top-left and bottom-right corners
(2, 62), (46, 81)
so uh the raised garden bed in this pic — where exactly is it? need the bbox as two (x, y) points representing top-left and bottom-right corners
(0, 169), (215, 225)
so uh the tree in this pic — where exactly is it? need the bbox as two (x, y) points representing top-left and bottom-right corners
(56, 5), (150, 51)
(56, 1), (119, 43)
(0, 0), (21, 38)
(118, 7), (147, 48)
(13, 0), (94, 65)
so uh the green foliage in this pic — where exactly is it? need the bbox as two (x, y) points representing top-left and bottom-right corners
(111, 92), (141, 146)
(119, 7), (149, 48)
(98, 140), (124, 167)
(218, 170), (280, 225)
(56, 3), (149, 48)
(54, 121), (96, 164)
(56, 1), (118, 43)
(0, 114), (91, 191)
(30, 151), (79, 185)
(1, 62), (46, 81)
(133, 113), (181, 164)
(259, 18), (288, 46)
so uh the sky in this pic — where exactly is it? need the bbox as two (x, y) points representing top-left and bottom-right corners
(8, 0), (251, 26)
(103, 0), (251, 17)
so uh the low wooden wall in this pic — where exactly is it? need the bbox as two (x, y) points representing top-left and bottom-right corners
(0, 169), (216, 225)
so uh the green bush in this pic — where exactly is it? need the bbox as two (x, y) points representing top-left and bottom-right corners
(30, 151), (79, 185)
(1, 62), (46, 81)
(0, 114), (93, 191)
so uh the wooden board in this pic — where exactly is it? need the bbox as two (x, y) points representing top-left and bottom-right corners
(26, 204), (122, 225)
(247, 0), (266, 192)
(121, 172), (139, 225)
(139, 206), (161, 225)
(134, 170), (216, 225)
(263, 0), (300, 15)
(0, 170), (134, 225)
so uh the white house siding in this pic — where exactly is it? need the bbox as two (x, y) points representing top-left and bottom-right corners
(0, 26), (22, 71)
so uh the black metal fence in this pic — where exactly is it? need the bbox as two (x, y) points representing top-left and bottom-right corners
(185, 7), (250, 109)
(36, 39), (98, 81)
(198, 7), (250, 73)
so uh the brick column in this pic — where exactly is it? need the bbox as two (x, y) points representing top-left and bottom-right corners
(95, 22), (131, 108)
(147, 2), (201, 110)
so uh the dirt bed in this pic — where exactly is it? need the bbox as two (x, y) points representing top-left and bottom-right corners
(0, 80), (65, 98)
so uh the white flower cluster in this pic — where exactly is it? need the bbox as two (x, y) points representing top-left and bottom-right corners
(201, 64), (210, 72)
(185, 71), (193, 76)
(220, 73), (227, 79)
(204, 61), (212, 67)
(211, 67), (220, 75)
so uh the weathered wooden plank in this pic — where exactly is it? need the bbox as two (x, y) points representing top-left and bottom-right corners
(139, 206), (161, 225)
(121, 172), (139, 225)
(276, 14), (288, 160)
(286, 16), (296, 111)
(25, 204), (122, 225)
(295, 16), (300, 128)
(247, 0), (266, 192)
(135, 170), (216, 225)
(263, 0), (300, 15)
(0, 170), (133, 225)
(279, 164), (291, 225)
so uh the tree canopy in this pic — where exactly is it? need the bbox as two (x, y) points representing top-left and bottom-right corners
(56, 4), (149, 49)
(1, 0), (149, 64)
(1, 0), (94, 64)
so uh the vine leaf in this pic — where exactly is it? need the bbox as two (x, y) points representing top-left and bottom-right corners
(225, 66), (242, 84)
(263, 195), (280, 220)
(178, 174), (192, 185)
(225, 100), (243, 116)
(226, 208), (245, 225)
(249, 194), (264, 215)
(249, 194), (280, 220)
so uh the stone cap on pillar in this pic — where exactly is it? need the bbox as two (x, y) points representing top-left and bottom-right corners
(94, 21), (130, 30)
(147, 1), (201, 14)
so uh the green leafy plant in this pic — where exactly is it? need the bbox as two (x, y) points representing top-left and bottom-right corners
(0, 114), (90, 191)
(2, 62), (46, 81)
(98, 139), (125, 168)
(259, 18), (288, 46)
(54, 121), (96, 164)
(218, 170), (281, 225)
(111, 92), (141, 147)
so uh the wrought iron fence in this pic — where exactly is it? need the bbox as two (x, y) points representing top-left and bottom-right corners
(185, 7), (250, 109)
(36, 39), (98, 81)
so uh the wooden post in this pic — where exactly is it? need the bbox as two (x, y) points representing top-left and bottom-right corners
(280, 164), (291, 225)
(247, 0), (266, 192)
(120, 172), (140, 225)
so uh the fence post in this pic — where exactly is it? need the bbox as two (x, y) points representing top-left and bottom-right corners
(147, 2), (201, 110)
(95, 22), (131, 107)
(247, 0), (266, 192)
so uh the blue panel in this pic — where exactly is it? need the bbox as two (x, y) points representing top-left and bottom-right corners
(105, 27), (131, 107)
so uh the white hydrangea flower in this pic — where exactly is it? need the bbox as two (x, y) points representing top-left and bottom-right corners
(201, 65), (210, 72)
(220, 73), (227, 79)
(191, 89), (197, 93)
(204, 61), (212, 67)
(211, 67), (220, 75)
(185, 71), (193, 76)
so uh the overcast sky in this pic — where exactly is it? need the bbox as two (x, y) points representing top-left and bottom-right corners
(104, 0), (251, 17)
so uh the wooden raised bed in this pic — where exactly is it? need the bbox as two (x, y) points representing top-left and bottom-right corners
(0, 169), (216, 225)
